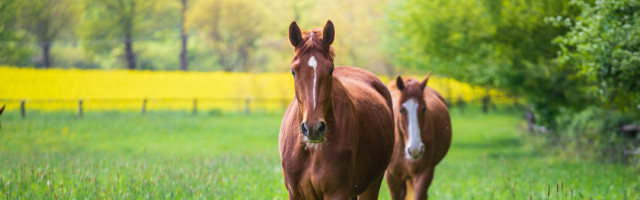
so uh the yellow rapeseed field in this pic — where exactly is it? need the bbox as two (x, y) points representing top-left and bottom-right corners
(0, 67), (509, 112)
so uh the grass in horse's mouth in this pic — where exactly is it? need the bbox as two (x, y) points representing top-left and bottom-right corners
(307, 138), (323, 143)
(303, 138), (326, 150)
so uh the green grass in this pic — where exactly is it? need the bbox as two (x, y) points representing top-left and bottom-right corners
(0, 109), (637, 199)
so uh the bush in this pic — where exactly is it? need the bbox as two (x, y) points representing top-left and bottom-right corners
(550, 106), (639, 165)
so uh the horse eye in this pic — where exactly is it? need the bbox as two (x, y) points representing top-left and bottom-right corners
(400, 108), (406, 114)
(291, 69), (296, 78)
(329, 67), (334, 76)
(422, 107), (426, 112)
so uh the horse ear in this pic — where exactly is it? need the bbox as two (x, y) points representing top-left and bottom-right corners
(322, 20), (335, 48)
(396, 76), (404, 91)
(0, 105), (4, 115)
(289, 21), (303, 48)
(420, 72), (431, 90)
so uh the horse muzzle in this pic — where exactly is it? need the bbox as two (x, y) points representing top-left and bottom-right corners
(301, 120), (327, 143)
(406, 143), (424, 159)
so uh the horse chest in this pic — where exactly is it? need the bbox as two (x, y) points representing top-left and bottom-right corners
(282, 147), (354, 195)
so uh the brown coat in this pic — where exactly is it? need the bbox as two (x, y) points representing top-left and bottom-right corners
(280, 66), (395, 199)
(385, 76), (452, 200)
(279, 19), (394, 200)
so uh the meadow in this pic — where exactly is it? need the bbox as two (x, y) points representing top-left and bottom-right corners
(0, 109), (636, 199)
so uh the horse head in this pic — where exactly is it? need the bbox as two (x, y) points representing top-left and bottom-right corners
(395, 73), (430, 159)
(288, 20), (335, 143)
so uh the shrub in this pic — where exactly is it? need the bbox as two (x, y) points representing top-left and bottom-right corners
(551, 106), (639, 165)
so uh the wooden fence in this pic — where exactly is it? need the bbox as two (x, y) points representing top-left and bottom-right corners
(0, 97), (293, 117)
(0, 92), (518, 118)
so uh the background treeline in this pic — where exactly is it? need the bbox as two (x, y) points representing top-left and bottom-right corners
(0, 0), (394, 74)
(389, 0), (639, 164)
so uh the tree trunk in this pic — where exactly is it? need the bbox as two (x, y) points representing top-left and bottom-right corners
(41, 42), (52, 68)
(180, 0), (188, 71)
(125, 35), (136, 70)
(218, 50), (232, 72)
(240, 47), (249, 72)
(482, 89), (490, 113)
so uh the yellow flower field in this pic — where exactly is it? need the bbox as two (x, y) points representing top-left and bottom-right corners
(0, 67), (510, 112)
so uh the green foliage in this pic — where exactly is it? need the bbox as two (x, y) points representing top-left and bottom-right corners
(389, 0), (640, 163)
(15, 0), (77, 43)
(187, 0), (270, 72)
(14, 0), (79, 67)
(78, 0), (176, 49)
(552, 0), (640, 111)
(0, 0), (398, 73)
(388, 0), (573, 91)
(552, 106), (639, 163)
(539, 0), (640, 165)
(387, 0), (583, 129)
(0, 0), (33, 66)
(77, 0), (179, 69)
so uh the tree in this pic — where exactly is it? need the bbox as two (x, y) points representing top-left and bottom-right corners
(180, 0), (188, 71)
(187, 0), (269, 72)
(553, 0), (640, 112)
(388, 0), (577, 124)
(80, 0), (167, 70)
(16, 0), (76, 68)
(0, 0), (32, 66)
(390, 0), (573, 88)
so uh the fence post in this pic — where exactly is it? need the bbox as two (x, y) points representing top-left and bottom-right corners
(20, 100), (25, 118)
(141, 99), (147, 114)
(192, 99), (197, 115)
(245, 98), (250, 114)
(78, 99), (83, 117)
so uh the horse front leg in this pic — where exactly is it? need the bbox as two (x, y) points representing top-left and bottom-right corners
(357, 174), (384, 200)
(385, 171), (407, 200)
(413, 167), (435, 200)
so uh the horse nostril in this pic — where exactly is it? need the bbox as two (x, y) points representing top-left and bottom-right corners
(317, 121), (327, 134)
(407, 148), (412, 156)
(301, 122), (309, 136)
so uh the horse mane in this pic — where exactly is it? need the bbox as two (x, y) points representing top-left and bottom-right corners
(402, 78), (424, 98)
(294, 28), (335, 62)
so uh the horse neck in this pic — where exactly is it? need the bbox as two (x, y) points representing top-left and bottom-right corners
(324, 77), (350, 126)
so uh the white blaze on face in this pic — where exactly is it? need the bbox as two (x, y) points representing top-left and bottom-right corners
(402, 98), (423, 159)
(308, 56), (318, 109)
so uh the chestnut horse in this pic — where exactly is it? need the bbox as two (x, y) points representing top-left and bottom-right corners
(279, 20), (395, 199)
(385, 74), (452, 200)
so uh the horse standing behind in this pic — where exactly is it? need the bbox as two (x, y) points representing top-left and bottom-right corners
(279, 20), (395, 199)
(385, 75), (452, 200)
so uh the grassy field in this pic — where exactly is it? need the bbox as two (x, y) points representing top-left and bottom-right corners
(0, 109), (636, 199)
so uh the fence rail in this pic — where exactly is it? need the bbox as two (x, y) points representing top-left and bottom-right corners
(0, 92), (519, 118)
(0, 97), (293, 117)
